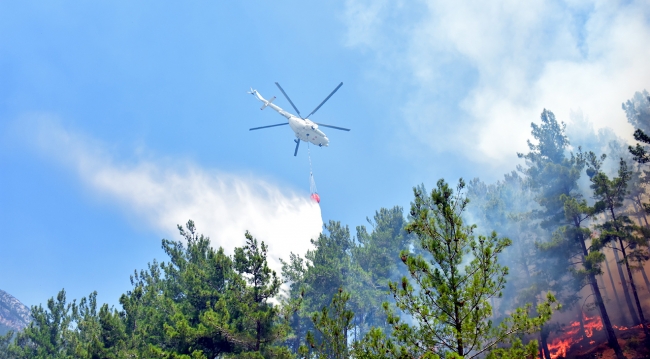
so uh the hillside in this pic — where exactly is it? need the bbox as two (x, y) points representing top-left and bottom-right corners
(0, 290), (30, 335)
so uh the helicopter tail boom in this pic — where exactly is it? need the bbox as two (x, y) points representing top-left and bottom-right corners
(249, 87), (291, 119)
(248, 88), (277, 110)
(260, 96), (276, 110)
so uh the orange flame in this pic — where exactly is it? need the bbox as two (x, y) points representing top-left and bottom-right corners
(546, 313), (605, 358)
(615, 323), (646, 331)
(582, 313), (603, 337)
(548, 337), (577, 358)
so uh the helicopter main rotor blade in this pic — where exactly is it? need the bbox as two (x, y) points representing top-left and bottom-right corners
(315, 123), (350, 131)
(249, 123), (289, 131)
(294, 139), (300, 156)
(305, 82), (343, 119)
(275, 82), (303, 118)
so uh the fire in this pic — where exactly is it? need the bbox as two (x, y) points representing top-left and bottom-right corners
(545, 313), (647, 358)
(613, 323), (646, 331)
(546, 313), (604, 358)
(582, 313), (603, 337)
(565, 320), (581, 336)
(548, 337), (577, 358)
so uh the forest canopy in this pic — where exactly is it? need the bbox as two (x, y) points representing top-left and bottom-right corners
(2, 91), (650, 359)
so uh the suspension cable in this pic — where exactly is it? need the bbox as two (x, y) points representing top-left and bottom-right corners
(308, 143), (313, 174)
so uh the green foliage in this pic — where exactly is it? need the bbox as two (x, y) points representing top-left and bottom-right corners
(2, 221), (297, 359)
(145, 222), (289, 358)
(364, 179), (555, 359)
(622, 90), (650, 134)
(352, 207), (412, 335)
(303, 221), (354, 313)
(484, 338), (537, 359)
(351, 327), (412, 359)
(517, 110), (586, 230)
(587, 157), (650, 336)
(281, 220), (355, 354)
(8, 289), (76, 359)
(466, 173), (547, 313)
(280, 252), (307, 353)
(4, 289), (133, 359)
(280, 208), (411, 355)
(515, 108), (627, 357)
(233, 231), (285, 352)
(587, 158), (648, 256)
(299, 288), (354, 359)
(629, 129), (650, 164)
(71, 293), (128, 359)
(0, 331), (13, 359)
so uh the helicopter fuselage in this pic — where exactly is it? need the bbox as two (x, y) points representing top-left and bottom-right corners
(288, 116), (329, 147)
(252, 90), (330, 147)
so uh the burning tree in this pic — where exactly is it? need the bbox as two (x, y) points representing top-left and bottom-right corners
(517, 109), (626, 359)
(466, 173), (563, 359)
(371, 179), (557, 359)
(587, 156), (650, 341)
(548, 192), (626, 359)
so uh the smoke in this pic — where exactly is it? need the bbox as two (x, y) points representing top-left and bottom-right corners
(16, 115), (323, 272)
(462, 94), (650, 342)
(343, 0), (650, 173)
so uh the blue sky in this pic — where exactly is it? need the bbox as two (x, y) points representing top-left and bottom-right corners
(1, 1), (649, 309)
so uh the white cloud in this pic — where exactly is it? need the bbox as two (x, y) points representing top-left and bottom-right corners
(24, 117), (323, 272)
(344, 0), (650, 172)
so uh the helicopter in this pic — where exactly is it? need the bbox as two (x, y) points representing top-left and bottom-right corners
(248, 82), (350, 156)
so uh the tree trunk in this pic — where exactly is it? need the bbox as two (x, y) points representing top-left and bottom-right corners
(578, 232), (626, 359)
(631, 204), (650, 295)
(611, 240), (641, 325)
(597, 273), (609, 300)
(292, 312), (301, 353)
(540, 325), (551, 359)
(604, 250), (627, 323)
(343, 325), (349, 359)
(618, 238), (650, 338)
(639, 259), (650, 295)
(256, 319), (261, 351)
(634, 194), (649, 227)
(589, 272), (626, 359)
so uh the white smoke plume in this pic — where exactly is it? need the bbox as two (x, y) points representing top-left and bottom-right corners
(22, 116), (323, 272)
(343, 0), (650, 171)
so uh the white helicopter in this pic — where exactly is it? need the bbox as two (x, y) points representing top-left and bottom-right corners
(248, 82), (350, 156)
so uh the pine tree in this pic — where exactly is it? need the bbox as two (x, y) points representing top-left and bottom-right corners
(303, 221), (354, 314)
(119, 221), (261, 358)
(233, 231), (287, 356)
(517, 109), (626, 358)
(280, 252), (308, 353)
(351, 206), (411, 338)
(0, 331), (13, 359)
(587, 157), (650, 339)
(299, 288), (354, 359)
(7, 289), (76, 359)
(467, 173), (564, 359)
(284, 220), (354, 355)
(371, 179), (556, 359)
